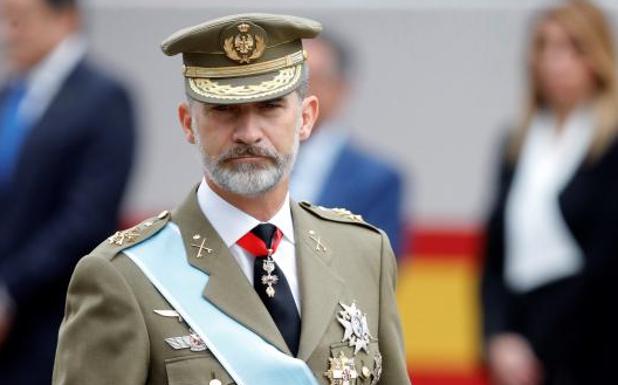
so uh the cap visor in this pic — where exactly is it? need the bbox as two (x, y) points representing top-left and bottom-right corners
(186, 64), (302, 105)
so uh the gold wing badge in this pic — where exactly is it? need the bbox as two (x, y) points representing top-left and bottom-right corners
(222, 22), (267, 64)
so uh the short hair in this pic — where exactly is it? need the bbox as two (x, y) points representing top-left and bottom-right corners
(44, 0), (78, 11)
(295, 64), (310, 100)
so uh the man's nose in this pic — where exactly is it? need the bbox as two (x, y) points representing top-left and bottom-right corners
(232, 110), (263, 144)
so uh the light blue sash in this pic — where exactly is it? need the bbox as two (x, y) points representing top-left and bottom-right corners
(123, 223), (319, 385)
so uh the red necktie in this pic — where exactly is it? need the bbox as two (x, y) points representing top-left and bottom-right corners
(237, 225), (283, 257)
(236, 224), (301, 356)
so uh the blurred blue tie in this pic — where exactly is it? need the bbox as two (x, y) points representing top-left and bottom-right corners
(0, 79), (28, 189)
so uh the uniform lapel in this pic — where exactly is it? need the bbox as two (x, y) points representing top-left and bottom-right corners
(171, 188), (291, 355)
(291, 202), (345, 360)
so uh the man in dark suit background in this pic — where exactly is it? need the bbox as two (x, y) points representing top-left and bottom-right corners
(0, 0), (135, 383)
(291, 34), (407, 257)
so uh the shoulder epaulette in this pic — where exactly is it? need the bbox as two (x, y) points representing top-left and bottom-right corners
(298, 201), (380, 233)
(92, 210), (172, 259)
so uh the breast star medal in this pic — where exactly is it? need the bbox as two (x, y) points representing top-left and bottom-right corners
(324, 351), (358, 385)
(337, 302), (373, 355)
(261, 248), (279, 297)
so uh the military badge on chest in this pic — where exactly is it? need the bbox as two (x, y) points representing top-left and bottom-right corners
(154, 309), (208, 352)
(337, 302), (372, 354)
(324, 351), (358, 385)
(164, 329), (207, 352)
(325, 302), (382, 385)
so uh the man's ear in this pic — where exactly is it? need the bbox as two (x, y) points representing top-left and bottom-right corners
(299, 95), (319, 141)
(178, 102), (196, 144)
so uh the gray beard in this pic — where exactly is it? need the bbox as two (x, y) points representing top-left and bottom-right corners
(205, 147), (297, 196)
(194, 122), (300, 197)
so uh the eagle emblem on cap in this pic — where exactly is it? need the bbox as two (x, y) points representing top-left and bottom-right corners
(223, 22), (266, 64)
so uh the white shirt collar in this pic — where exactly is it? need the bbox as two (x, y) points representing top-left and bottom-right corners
(25, 33), (86, 90)
(19, 34), (87, 125)
(196, 178), (295, 248)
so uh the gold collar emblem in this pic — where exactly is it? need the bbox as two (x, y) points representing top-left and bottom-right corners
(222, 22), (267, 64)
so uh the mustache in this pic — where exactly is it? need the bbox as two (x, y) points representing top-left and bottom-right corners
(218, 145), (278, 162)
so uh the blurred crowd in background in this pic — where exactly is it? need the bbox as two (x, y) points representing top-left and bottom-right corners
(0, 0), (617, 384)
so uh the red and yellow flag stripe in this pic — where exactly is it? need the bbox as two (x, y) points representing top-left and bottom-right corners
(398, 227), (488, 385)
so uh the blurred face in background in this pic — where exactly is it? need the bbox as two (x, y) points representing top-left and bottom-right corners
(304, 38), (348, 129)
(532, 17), (596, 113)
(0, 0), (78, 73)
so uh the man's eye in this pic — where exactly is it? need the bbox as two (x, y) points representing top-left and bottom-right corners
(261, 102), (281, 109)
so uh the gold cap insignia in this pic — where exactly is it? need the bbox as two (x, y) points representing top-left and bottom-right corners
(222, 21), (267, 64)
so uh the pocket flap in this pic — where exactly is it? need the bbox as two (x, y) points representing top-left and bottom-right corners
(165, 355), (234, 385)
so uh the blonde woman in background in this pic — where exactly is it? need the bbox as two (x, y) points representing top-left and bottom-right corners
(481, 1), (618, 384)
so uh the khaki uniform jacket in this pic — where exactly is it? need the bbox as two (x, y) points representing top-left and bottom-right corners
(52, 189), (411, 385)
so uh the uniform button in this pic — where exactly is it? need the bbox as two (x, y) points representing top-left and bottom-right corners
(209, 379), (222, 385)
(362, 366), (371, 378)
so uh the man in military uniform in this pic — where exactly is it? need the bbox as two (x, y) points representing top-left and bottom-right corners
(53, 13), (411, 385)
